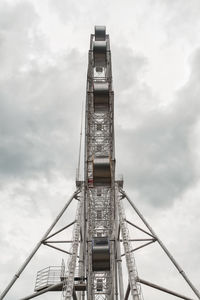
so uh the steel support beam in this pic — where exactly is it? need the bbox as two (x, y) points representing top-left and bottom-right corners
(124, 283), (130, 300)
(43, 220), (76, 241)
(20, 282), (63, 299)
(120, 238), (155, 242)
(138, 278), (194, 300)
(43, 240), (74, 243)
(125, 219), (155, 238)
(115, 191), (124, 300)
(121, 189), (200, 299)
(121, 239), (156, 257)
(73, 289), (78, 300)
(117, 241), (124, 300)
(43, 242), (73, 255)
(0, 189), (80, 300)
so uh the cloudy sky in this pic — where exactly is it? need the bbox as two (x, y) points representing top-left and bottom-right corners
(0, 0), (200, 299)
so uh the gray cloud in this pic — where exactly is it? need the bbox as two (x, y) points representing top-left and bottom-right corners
(48, 0), (110, 27)
(0, 1), (200, 299)
(0, 1), (40, 77)
(0, 3), (85, 295)
(153, 0), (200, 44)
(0, 33), (85, 180)
(112, 46), (148, 92)
(0, 61), (82, 179)
(116, 48), (200, 207)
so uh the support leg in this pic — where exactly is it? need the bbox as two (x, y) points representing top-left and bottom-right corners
(138, 278), (194, 300)
(0, 189), (80, 300)
(120, 189), (200, 300)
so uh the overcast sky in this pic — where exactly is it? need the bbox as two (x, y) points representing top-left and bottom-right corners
(0, 0), (200, 299)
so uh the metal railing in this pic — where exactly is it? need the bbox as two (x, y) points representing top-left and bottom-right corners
(34, 266), (64, 291)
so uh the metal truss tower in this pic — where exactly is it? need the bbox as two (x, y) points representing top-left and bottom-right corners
(1, 26), (200, 300)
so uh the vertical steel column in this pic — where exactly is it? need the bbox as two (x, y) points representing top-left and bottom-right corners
(85, 26), (116, 300)
(116, 185), (141, 300)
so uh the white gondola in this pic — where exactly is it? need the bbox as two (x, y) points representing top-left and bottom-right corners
(92, 237), (110, 272)
(93, 40), (107, 67)
(93, 26), (107, 66)
(93, 156), (111, 185)
(93, 82), (109, 112)
(95, 25), (106, 41)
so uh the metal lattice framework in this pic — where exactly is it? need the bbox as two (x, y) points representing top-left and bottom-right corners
(1, 26), (200, 300)
(85, 28), (116, 300)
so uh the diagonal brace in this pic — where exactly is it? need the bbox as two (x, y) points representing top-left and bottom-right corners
(124, 283), (130, 300)
(125, 219), (155, 238)
(121, 239), (155, 257)
(137, 277), (194, 300)
(43, 242), (73, 255)
(20, 282), (63, 299)
(120, 189), (200, 299)
(43, 220), (76, 241)
(0, 189), (80, 300)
